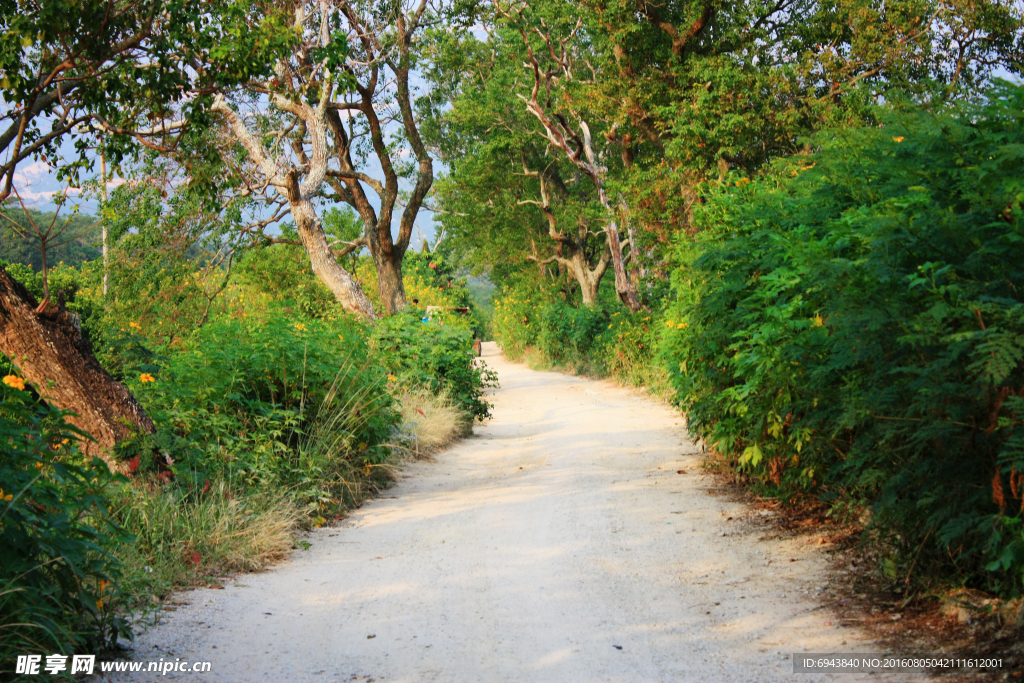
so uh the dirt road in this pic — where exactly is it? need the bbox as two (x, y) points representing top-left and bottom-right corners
(113, 342), (909, 682)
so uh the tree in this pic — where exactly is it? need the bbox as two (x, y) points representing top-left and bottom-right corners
(0, 0), (294, 201)
(0, 207), (99, 271)
(322, 0), (446, 315)
(493, 1), (642, 310)
(0, 0), (292, 455)
(438, 131), (615, 304)
(209, 64), (377, 317)
(431, 18), (623, 306)
(517, 163), (611, 305)
(0, 189), (99, 309)
(201, 0), (470, 316)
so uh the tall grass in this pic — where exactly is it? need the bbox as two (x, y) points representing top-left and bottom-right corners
(292, 360), (399, 514)
(112, 484), (301, 605)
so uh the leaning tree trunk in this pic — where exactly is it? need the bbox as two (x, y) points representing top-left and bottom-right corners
(0, 266), (154, 468)
(291, 199), (376, 319)
(595, 187), (641, 312)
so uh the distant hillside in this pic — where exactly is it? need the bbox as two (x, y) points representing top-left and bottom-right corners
(467, 277), (495, 313)
(0, 206), (101, 270)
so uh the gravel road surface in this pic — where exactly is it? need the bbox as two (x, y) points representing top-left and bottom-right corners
(108, 342), (919, 683)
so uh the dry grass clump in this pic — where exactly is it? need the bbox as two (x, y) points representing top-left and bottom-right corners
(203, 493), (300, 571)
(395, 387), (470, 457)
(114, 483), (302, 602)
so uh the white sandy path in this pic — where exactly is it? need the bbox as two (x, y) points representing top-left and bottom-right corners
(107, 342), (920, 683)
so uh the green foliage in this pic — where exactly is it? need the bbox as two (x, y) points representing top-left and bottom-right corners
(0, 261), (87, 308)
(234, 239), (336, 319)
(90, 176), (247, 345)
(0, 385), (131, 669)
(119, 313), (398, 515)
(369, 311), (497, 420)
(0, 0), (297, 199)
(663, 83), (1024, 596)
(492, 282), (664, 388)
(490, 285), (546, 362)
(0, 208), (99, 271)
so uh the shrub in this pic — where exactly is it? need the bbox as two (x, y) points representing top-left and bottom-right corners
(536, 300), (609, 367)
(233, 241), (336, 319)
(492, 283), (664, 388)
(119, 312), (399, 519)
(662, 83), (1024, 596)
(369, 311), (497, 420)
(0, 383), (131, 669)
(491, 288), (544, 361)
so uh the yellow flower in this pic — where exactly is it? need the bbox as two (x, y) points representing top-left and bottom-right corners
(0, 489), (13, 502)
(893, 136), (904, 143)
(676, 323), (687, 329)
(128, 321), (141, 330)
(139, 373), (156, 383)
(294, 323), (307, 331)
(387, 374), (397, 382)
(608, 324), (613, 329)
(812, 314), (824, 327)
(3, 375), (25, 391)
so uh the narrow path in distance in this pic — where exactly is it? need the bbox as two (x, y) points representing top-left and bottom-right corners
(114, 342), (917, 683)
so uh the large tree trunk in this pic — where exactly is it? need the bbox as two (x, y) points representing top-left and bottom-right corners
(373, 249), (408, 316)
(566, 245), (609, 306)
(578, 273), (600, 306)
(0, 266), (154, 467)
(291, 200), (375, 318)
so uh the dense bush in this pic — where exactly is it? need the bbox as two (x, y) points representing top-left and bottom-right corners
(663, 83), (1024, 596)
(369, 311), (497, 420)
(121, 313), (399, 515)
(234, 240), (337, 319)
(491, 288), (545, 360)
(0, 383), (131, 668)
(492, 286), (664, 389)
